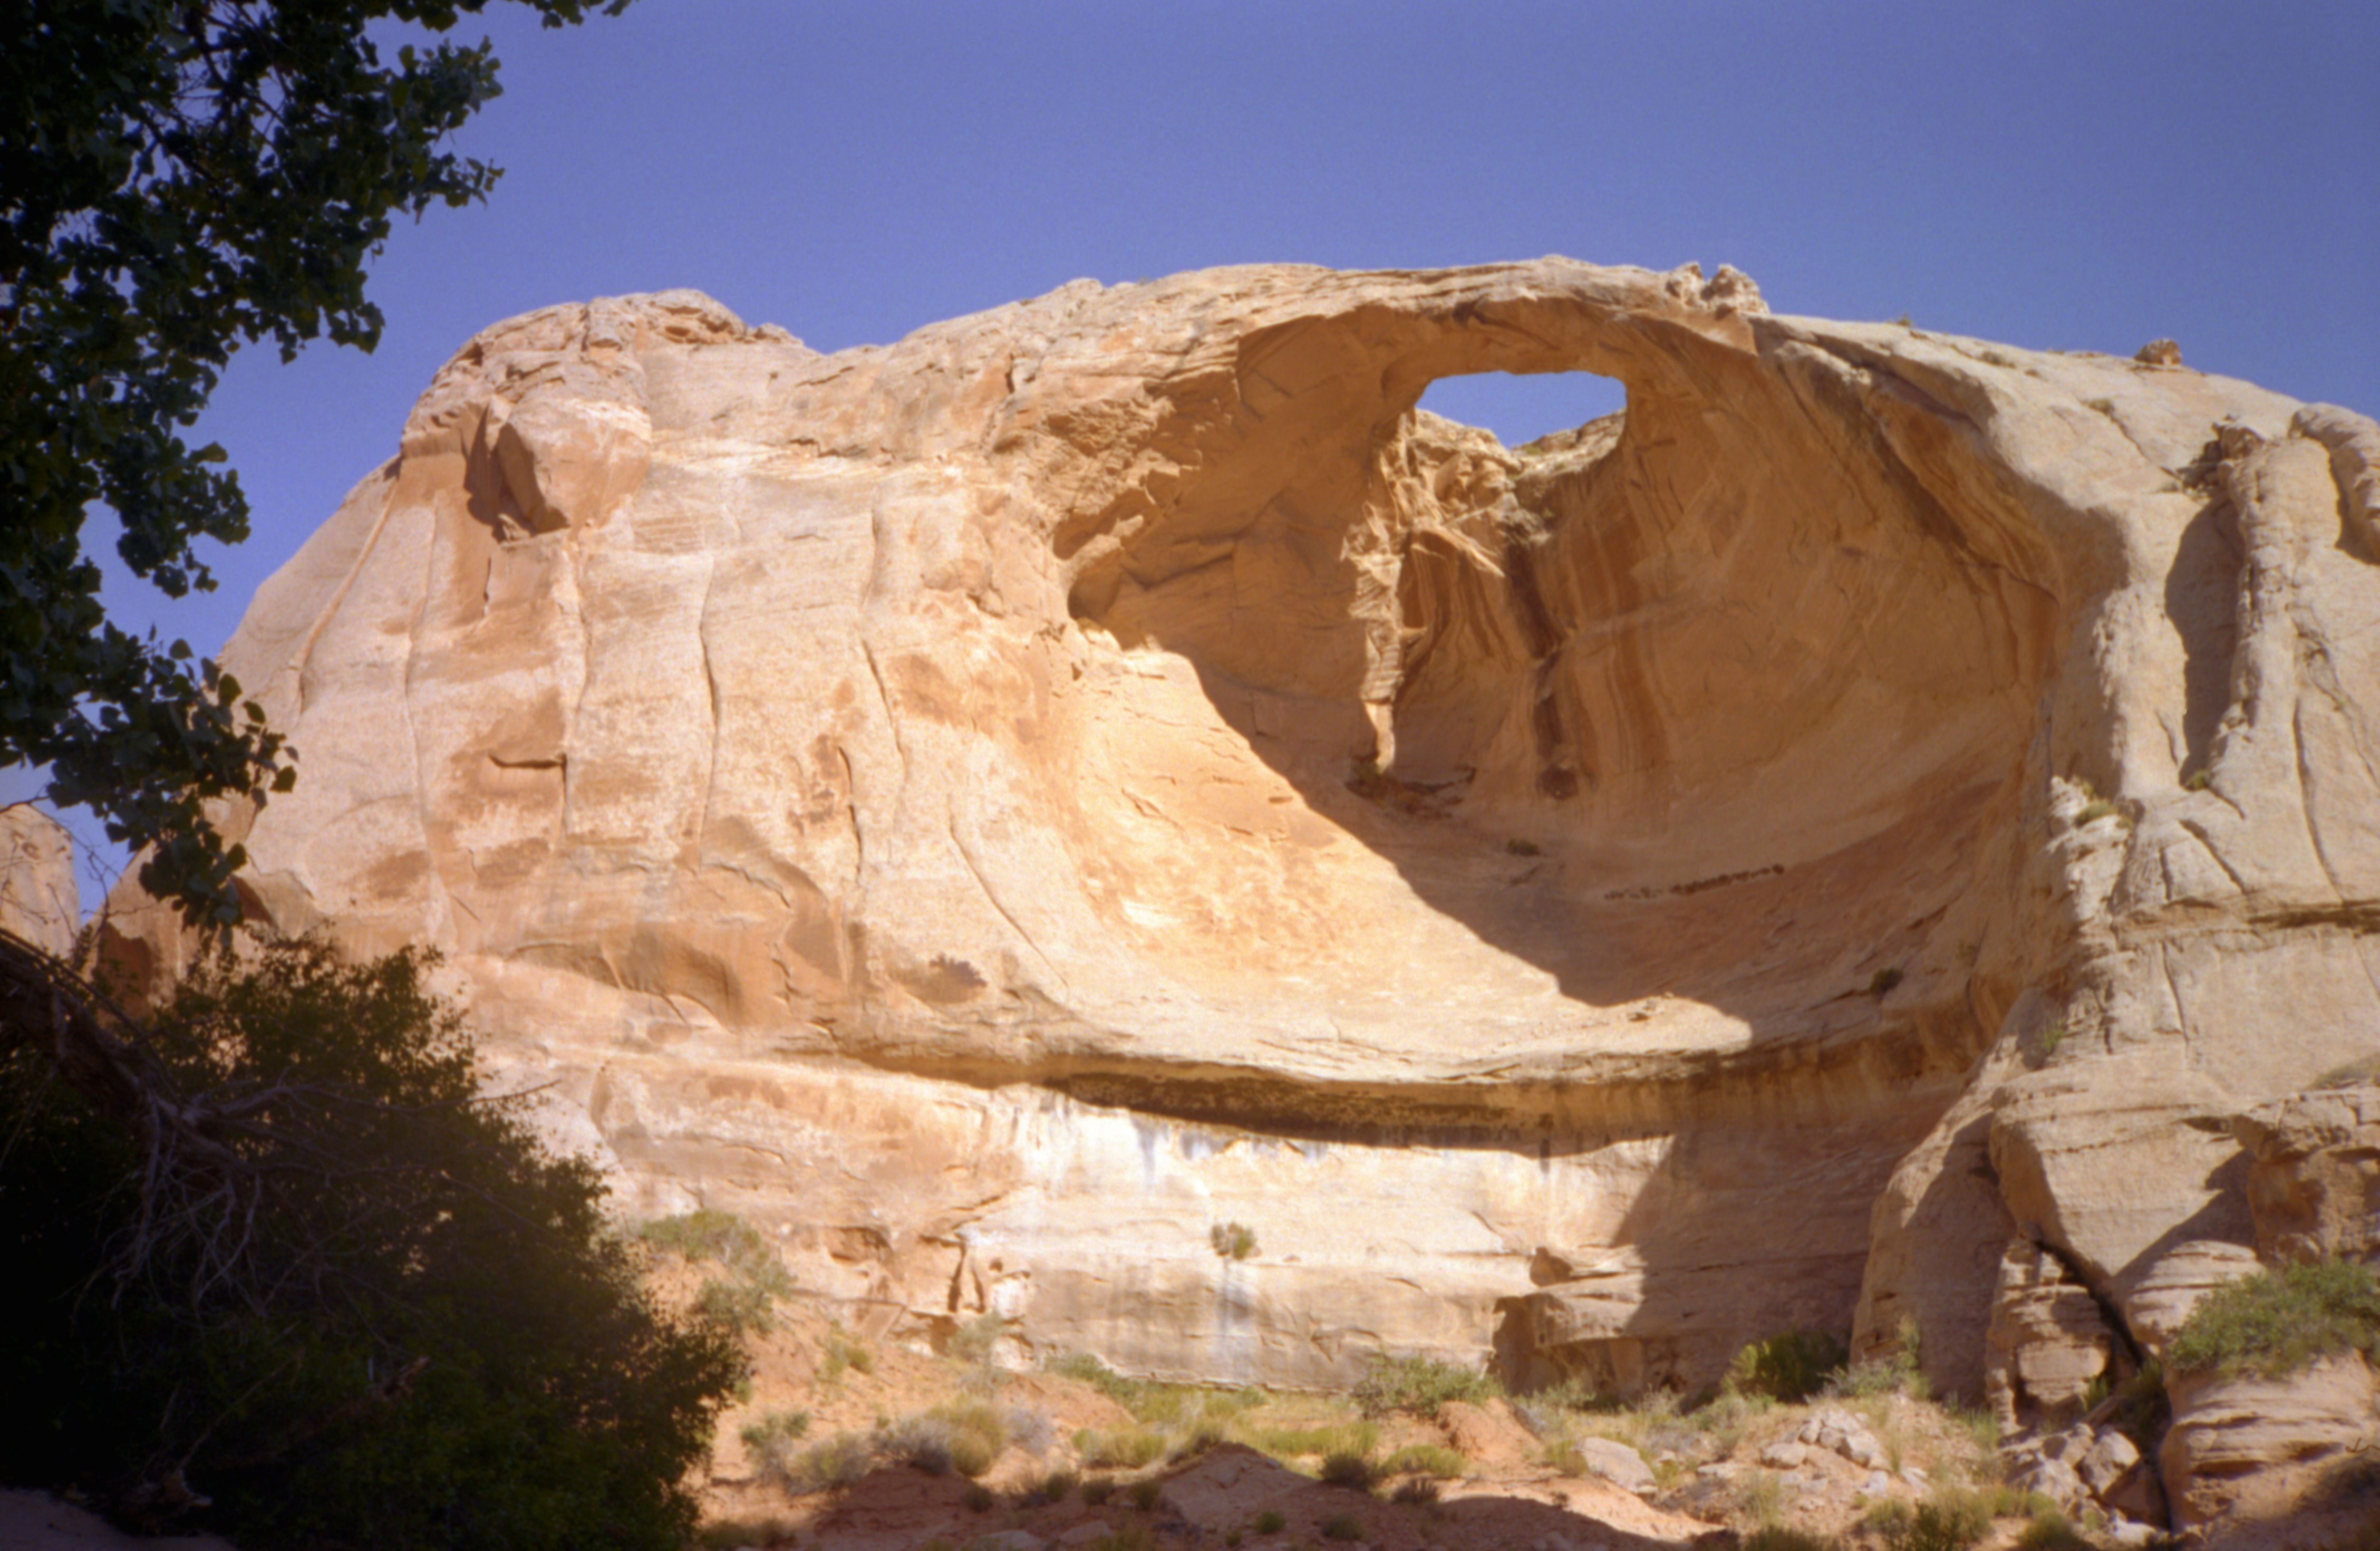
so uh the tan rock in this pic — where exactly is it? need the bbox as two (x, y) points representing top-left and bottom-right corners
(2159, 1352), (2379, 1528)
(92, 262), (2380, 1404)
(0, 805), (77, 957)
(2231, 1084), (2380, 1266)
(1984, 1241), (2113, 1434)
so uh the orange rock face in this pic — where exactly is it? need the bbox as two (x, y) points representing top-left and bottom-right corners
(95, 262), (2380, 1401)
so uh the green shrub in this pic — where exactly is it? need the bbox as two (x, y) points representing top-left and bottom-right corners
(1210, 1221), (1259, 1259)
(1238, 1419), (1377, 1462)
(2169, 1259), (2380, 1378)
(1391, 1475), (1441, 1504)
(877, 1415), (957, 1475)
(1725, 1328), (1847, 1402)
(1075, 1426), (1168, 1469)
(1379, 1443), (1466, 1479)
(1320, 1449), (1377, 1488)
(1254, 1509), (1286, 1533)
(1081, 1475), (1115, 1506)
(963, 1482), (995, 1513)
(1352, 1353), (1500, 1418)
(1042, 1468), (1079, 1501)
(1831, 1317), (1926, 1398)
(0, 939), (740, 1551)
(1129, 1479), (1162, 1510)
(1322, 1511), (1366, 1541)
(634, 1208), (765, 1266)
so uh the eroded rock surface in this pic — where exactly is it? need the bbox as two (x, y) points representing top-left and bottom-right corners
(93, 262), (2380, 1405)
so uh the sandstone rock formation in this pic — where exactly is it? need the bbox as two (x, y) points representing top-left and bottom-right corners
(90, 261), (2380, 1436)
(2, 805), (78, 958)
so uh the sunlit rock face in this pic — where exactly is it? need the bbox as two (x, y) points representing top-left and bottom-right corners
(101, 262), (2380, 1398)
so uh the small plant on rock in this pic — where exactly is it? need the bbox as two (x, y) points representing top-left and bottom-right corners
(2170, 1258), (2380, 1378)
(1210, 1221), (1259, 1260)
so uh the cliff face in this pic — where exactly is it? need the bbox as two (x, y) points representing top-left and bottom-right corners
(98, 261), (2380, 1402)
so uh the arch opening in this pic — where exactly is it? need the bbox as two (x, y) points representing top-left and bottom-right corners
(1415, 370), (1626, 451)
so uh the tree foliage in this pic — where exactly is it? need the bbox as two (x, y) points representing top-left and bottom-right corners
(0, 935), (741, 1549)
(0, 0), (624, 921)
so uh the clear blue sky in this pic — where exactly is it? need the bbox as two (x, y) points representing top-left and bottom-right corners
(12, 0), (2379, 893)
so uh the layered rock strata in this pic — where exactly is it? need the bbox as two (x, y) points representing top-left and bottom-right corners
(92, 263), (2380, 1413)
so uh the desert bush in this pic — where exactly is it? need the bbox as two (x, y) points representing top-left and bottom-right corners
(963, 1482), (995, 1512)
(0, 940), (740, 1551)
(948, 1312), (1008, 1366)
(2169, 1259), (2380, 1378)
(1831, 1317), (1927, 1399)
(1008, 1405), (1057, 1455)
(693, 1515), (797, 1549)
(1254, 1509), (1287, 1533)
(817, 1324), (874, 1385)
(877, 1415), (957, 1476)
(1870, 1489), (1994, 1551)
(927, 1398), (1007, 1476)
(2015, 1510), (2093, 1551)
(1210, 1221), (1259, 1259)
(1041, 1468), (1079, 1501)
(1725, 1328), (1848, 1402)
(738, 1409), (811, 1473)
(1352, 1352), (1500, 1418)
(1129, 1479), (1162, 1510)
(1081, 1475), (1115, 1505)
(1323, 1511), (1366, 1540)
(1391, 1475), (1442, 1504)
(769, 1433), (872, 1495)
(1075, 1427), (1168, 1469)
(694, 1275), (776, 1335)
(1320, 1449), (1377, 1488)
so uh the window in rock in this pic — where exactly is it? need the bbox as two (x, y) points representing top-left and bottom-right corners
(1415, 371), (1625, 450)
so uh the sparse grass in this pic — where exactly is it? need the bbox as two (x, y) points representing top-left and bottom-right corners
(1831, 1318), (1927, 1399)
(1235, 1418), (1378, 1463)
(1082, 1475), (1115, 1506)
(694, 1514), (798, 1549)
(1391, 1476), (1442, 1505)
(1129, 1479), (1162, 1510)
(2035, 1018), (2068, 1059)
(1352, 1352), (1500, 1418)
(1075, 1426), (1168, 1469)
(1210, 1221), (1259, 1260)
(2098, 1359), (2169, 1449)
(1745, 1529), (1840, 1551)
(635, 1208), (766, 1265)
(1379, 1443), (1466, 1479)
(1254, 1510), (1287, 1534)
(1734, 1468), (1788, 1528)
(1544, 1438), (1590, 1478)
(1322, 1512), (1365, 1542)
(963, 1481), (995, 1512)
(1726, 1328), (1849, 1402)
(2170, 1258), (2380, 1379)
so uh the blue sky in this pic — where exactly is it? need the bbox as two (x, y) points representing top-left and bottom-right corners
(12, 0), (2379, 893)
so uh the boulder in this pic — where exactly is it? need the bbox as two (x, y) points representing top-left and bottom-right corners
(2159, 1351), (2379, 1529)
